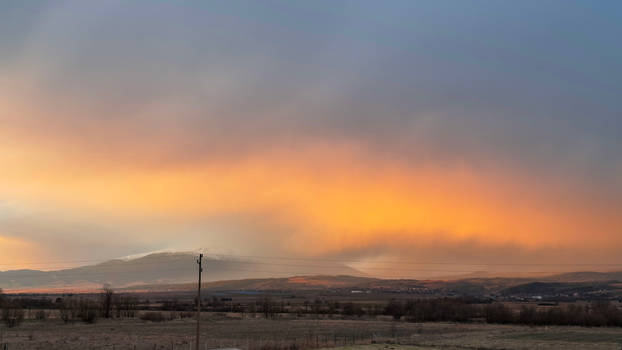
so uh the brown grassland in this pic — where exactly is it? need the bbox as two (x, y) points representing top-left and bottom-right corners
(2, 312), (622, 350)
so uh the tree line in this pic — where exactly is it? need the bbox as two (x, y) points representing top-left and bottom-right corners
(0, 287), (138, 327)
(383, 298), (622, 327)
(3, 287), (622, 328)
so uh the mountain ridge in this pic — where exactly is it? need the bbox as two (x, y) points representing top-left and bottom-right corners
(2, 252), (622, 296)
(0, 252), (362, 291)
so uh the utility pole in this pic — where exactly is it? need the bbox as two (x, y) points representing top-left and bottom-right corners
(196, 253), (203, 350)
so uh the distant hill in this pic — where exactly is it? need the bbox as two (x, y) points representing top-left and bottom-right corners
(120, 272), (622, 298)
(120, 275), (517, 295)
(121, 275), (389, 292)
(0, 252), (362, 291)
(3, 252), (622, 297)
(545, 271), (622, 283)
(431, 271), (553, 281)
(499, 281), (614, 296)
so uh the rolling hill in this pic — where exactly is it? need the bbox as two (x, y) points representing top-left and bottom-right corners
(2, 252), (621, 298)
(0, 252), (362, 291)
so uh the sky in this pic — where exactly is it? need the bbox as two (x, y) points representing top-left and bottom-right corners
(0, 0), (621, 277)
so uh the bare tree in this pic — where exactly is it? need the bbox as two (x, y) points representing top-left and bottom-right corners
(100, 284), (114, 318)
(261, 297), (277, 319)
(78, 298), (98, 324)
(59, 297), (80, 324)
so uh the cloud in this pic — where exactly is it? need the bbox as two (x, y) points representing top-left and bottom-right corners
(0, 1), (620, 274)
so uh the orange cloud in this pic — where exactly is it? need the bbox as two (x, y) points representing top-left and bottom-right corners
(1, 81), (619, 261)
(1, 128), (619, 260)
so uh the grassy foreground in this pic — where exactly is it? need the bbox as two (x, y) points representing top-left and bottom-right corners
(319, 346), (438, 350)
(2, 315), (622, 349)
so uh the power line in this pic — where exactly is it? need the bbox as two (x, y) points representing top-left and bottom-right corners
(209, 253), (622, 267)
(2, 252), (622, 269)
(0, 257), (614, 276)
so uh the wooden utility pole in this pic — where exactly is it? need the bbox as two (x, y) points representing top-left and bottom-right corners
(196, 253), (203, 350)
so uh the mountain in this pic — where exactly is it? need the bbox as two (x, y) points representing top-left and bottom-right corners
(3, 253), (622, 297)
(545, 271), (622, 283)
(0, 252), (362, 291)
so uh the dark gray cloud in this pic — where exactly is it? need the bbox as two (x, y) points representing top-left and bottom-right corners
(3, 1), (619, 176)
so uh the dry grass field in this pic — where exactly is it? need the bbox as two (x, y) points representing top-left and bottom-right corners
(2, 313), (622, 350)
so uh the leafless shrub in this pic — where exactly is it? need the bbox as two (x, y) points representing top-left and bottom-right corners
(34, 310), (48, 321)
(2, 301), (25, 328)
(78, 299), (98, 324)
(179, 311), (195, 319)
(58, 297), (97, 324)
(140, 311), (167, 322)
(114, 294), (138, 318)
(59, 298), (78, 324)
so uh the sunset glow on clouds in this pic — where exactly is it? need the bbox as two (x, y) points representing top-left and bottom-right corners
(1, 1), (621, 275)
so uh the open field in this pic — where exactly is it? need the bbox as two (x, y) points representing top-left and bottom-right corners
(2, 314), (622, 350)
